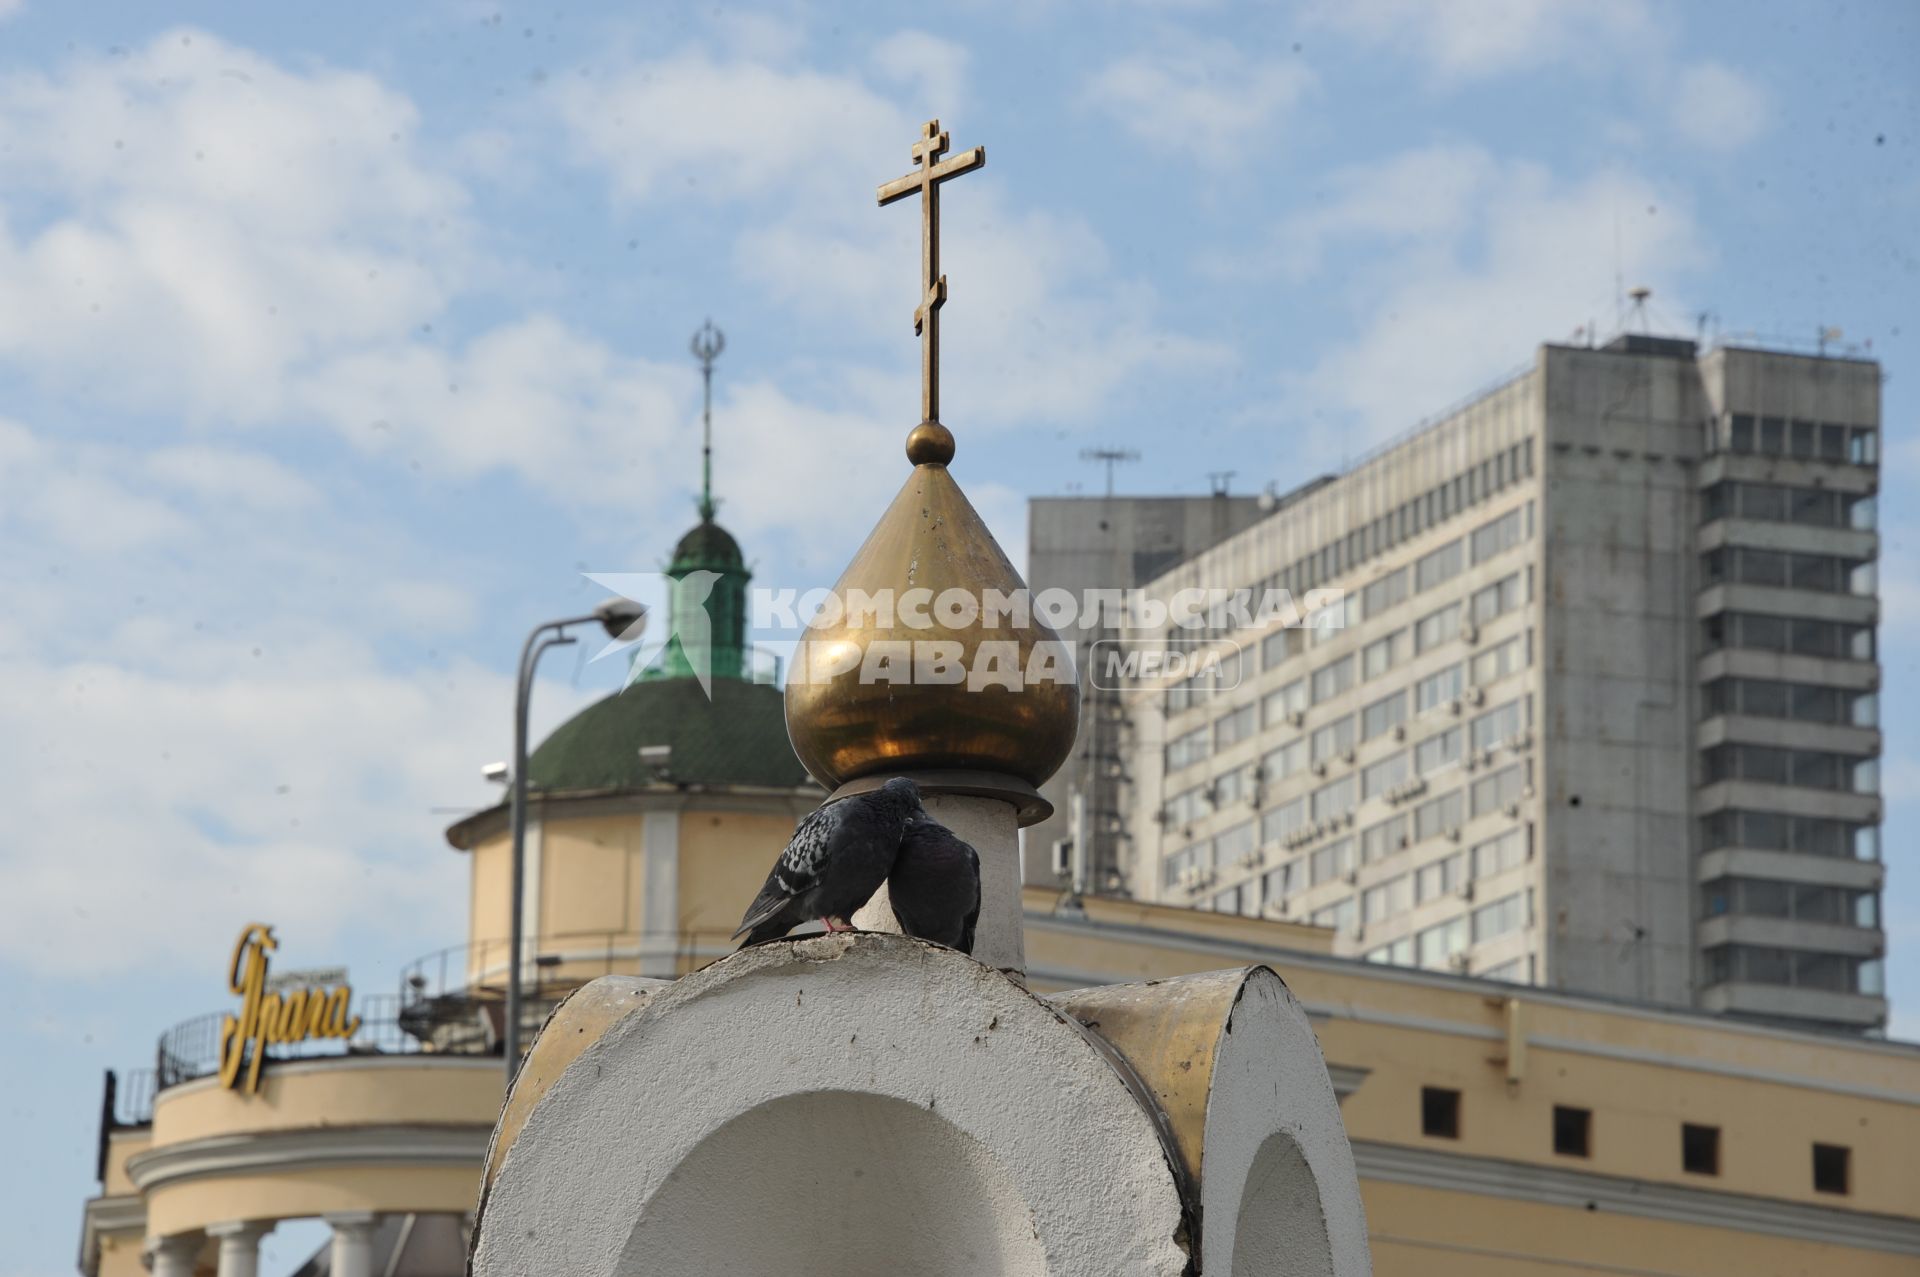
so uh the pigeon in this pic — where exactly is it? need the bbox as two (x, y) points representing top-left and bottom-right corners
(887, 813), (982, 955)
(732, 776), (925, 947)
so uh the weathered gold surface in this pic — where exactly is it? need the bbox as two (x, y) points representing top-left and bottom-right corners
(877, 118), (984, 426)
(782, 458), (1079, 790)
(1048, 967), (1258, 1192)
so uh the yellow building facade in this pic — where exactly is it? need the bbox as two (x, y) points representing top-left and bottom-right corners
(83, 507), (1920, 1276)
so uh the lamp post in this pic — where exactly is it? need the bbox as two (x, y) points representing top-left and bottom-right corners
(506, 598), (647, 1080)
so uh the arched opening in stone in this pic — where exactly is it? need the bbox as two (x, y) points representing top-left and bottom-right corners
(1230, 1130), (1333, 1277)
(620, 1090), (1049, 1277)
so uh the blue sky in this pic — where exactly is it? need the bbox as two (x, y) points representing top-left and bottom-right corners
(0, 2), (1913, 1272)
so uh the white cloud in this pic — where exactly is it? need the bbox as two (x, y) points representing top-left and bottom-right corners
(0, 0), (23, 21)
(1082, 40), (1314, 166)
(0, 416), (580, 978)
(870, 31), (971, 119)
(0, 29), (466, 420)
(549, 49), (903, 205)
(1306, 0), (1656, 82)
(1671, 61), (1770, 151)
(1269, 145), (1707, 444)
(555, 41), (1226, 444)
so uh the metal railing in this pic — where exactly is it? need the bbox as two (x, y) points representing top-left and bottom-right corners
(153, 992), (498, 1090)
(397, 930), (737, 1002)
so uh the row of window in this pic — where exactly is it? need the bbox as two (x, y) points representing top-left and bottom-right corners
(1417, 1088), (1855, 1194)
(1702, 546), (1875, 596)
(1700, 480), (1876, 531)
(1702, 944), (1885, 995)
(1167, 674), (1531, 830)
(1701, 611), (1875, 661)
(1701, 743), (1878, 795)
(1700, 809), (1878, 861)
(1362, 886), (1534, 969)
(1168, 614), (1528, 787)
(1701, 877), (1878, 928)
(1719, 413), (1878, 465)
(1222, 442), (1536, 647)
(1702, 677), (1877, 728)
(1166, 493), (1535, 716)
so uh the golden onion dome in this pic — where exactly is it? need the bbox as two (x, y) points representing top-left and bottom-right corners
(783, 424), (1078, 810)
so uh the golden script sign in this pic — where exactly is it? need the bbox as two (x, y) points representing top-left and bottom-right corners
(218, 923), (360, 1094)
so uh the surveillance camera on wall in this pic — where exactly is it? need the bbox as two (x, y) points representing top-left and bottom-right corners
(481, 761), (510, 785)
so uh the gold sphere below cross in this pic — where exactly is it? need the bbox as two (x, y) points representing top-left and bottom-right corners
(906, 421), (956, 467)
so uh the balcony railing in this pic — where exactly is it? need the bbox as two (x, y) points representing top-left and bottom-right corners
(93, 927), (743, 1174)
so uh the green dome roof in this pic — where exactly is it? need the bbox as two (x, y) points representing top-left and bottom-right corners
(670, 519), (745, 572)
(527, 676), (809, 793)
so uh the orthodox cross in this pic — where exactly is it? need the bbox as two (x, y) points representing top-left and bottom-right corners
(877, 119), (984, 426)
(689, 320), (725, 521)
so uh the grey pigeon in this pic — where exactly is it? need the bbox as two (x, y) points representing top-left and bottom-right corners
(887, 813), (981, 955)
(732, 777), (925, 947)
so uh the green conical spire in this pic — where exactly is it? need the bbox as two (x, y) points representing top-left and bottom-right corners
(642, 321), (750, 685)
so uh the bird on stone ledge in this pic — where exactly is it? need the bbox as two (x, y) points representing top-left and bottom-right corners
(887, 814), (981, 955)
(732, 776), (926, 947)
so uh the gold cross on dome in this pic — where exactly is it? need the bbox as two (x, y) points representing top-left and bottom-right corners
(877, 119), (984, 426)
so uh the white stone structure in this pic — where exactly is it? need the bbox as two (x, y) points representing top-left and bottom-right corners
(472, 934), (1369, 1275)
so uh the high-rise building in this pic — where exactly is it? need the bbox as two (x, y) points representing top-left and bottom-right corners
(1099, 336), (1885, 1033)
(1023, 492), (1269, 888)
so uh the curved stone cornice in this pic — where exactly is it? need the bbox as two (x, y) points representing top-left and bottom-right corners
(126, 1124), (490, 1193)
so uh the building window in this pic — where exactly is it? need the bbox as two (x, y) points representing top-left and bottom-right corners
(1263, 679), (1308, 729)
(1813, 1143), (1850, 1195)
(1415, 539), (1464, 593)
(1553, 1106), (1591, 1158)
(1362, 750), (1410, 800)
(1414, 602), (1462, 653)
(1361, 567), (1410, 619)
(1311, 654), (1355, 704)
(1416, 852), (1468, 904)
(1166, 725), (1210, 771)
(1214, 702), (1258, 750)
(1311, 714), (1356, 763)
(1360, 814), (1409, 864)
(1415, 663), (1465, 713)
(1703, 678), (1878, 727)
(1701, 944), (1883, 995)
(1362, 689), (1408, 741)
(1421, 1087), (1461, 1139)
(1702, 743), (1879, 794)
(1471, 891), (1529, 944)
(1415, 727), (1464, 777)
(1415, 915), (1468, 968)
(1263, 738), (1307, 785)
(1362, 628), (1411, 680)
(1311, 775), (1358, 823)
(1682, 1124), (1720, 1176)
(1701, 810), (1878, 861)
(1700, 611), (1874, 662)
(1261, 796), (1308, 845)
(1413, 790), (1464, 843)
(1470, 506), (1528, 564)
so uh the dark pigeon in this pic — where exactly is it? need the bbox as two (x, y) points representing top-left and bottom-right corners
(732, 777), (925, 947)
(887, 814), (981, 955)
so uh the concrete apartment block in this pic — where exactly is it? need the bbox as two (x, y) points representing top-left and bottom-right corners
(1045, 335), (1885, 1033)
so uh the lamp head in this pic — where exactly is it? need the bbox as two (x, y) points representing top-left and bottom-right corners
(594, 598), (648, 642)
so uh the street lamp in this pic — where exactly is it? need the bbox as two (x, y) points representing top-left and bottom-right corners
(505, 597), (647, 1079)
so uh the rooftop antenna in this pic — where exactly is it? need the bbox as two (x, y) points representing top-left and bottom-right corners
(1208, 470), (1237, 497)
(1627, 286), (1652, 333)
(1818, 325), (1843, 357)
(1080, 447), (1139, 499)
(690, 320), (726, 521)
